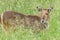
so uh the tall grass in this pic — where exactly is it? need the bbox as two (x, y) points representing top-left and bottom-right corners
(0, 0), (60, 40)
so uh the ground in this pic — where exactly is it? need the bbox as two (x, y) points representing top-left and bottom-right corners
(0, 0), (60, 40)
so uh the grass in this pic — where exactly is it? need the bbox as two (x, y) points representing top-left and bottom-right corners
(0, 0), (60, 40)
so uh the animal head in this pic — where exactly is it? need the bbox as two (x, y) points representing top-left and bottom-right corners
(37, 6), (53, 29)
(37, 6), (53, 20)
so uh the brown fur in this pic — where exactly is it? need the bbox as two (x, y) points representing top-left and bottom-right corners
(0, 7), (52, 32)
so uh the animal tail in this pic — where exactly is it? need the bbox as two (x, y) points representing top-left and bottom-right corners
(0, 13), (3, 24)
(0, 14), (1, 24)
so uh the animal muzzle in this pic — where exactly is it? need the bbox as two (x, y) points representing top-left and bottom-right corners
(41, 19), (49, 29)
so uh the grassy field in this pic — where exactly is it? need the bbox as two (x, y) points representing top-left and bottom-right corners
(0, 0), (60, 40)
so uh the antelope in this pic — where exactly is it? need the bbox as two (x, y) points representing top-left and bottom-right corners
(0, 6), (53, 33)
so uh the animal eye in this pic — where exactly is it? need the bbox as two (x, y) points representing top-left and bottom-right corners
(46, 13), (48, 15)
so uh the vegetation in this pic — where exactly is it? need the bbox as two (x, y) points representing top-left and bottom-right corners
(0, 0), (60, 40)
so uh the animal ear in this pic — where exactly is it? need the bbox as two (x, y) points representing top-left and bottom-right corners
(36, 6), (42, 11)
(48, 7), (53, 13)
